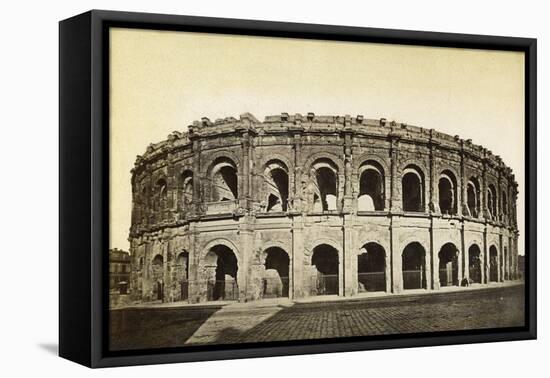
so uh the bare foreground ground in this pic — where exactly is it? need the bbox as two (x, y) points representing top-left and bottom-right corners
(110, 284), (524, 351)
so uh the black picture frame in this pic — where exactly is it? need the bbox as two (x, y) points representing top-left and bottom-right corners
(59, 9), (537, 368)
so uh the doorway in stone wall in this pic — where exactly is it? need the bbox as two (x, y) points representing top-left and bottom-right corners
(402, 242), (427, 290)
(205, 245), (239, 301)
(262, 247), (290, 298)
(438, 243), (459, 287)
(311, 244), (339, 295)
(156, 280), (164, 301)
(357, 242), (386, 292)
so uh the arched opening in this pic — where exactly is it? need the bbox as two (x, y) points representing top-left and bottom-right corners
(311, 159), (339, 212)
(264, 161), (289, 212)
(210, 158), (238, 201)
(311, 244), (339, 295)
(489, 245), (498, 282)
(176, 251), (189, 300)
(151, 254), (164, 300)
(262, 247), (290, 298)
(156, 281), (164, 301)
(179, 170), (193, 212)
(487, 184), (497, 219)
(438, 243), (459, 287)
(468, 244), (482, 284)
(467, 178), (480, 217)
(402, 242), (427, 290)
(205, 245), (238, 301)
(402, 167), (424, 212)
(358, 162), (385, 211)
(438, 171), (457, 215)
(153, 178), (167, 216)
(152, 254), (163, 267)
(357, 243), (386, 292)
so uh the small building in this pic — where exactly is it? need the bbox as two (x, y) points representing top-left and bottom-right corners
(109, 248), (131, 293)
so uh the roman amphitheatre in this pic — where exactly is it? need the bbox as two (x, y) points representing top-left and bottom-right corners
(127, 112), (520, 304)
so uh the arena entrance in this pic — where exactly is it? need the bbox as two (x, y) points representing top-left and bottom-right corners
(311, 244), (339, 295)
(468, 244), (482, 284)
(402, 242), (427, 290)
(205, 245), (239, 301)
(151, 254), (164, 301)
(262, 247), (290, 298)
(357, 242), (386, 292)
(438, 243), (459, 287)
(175, 251), (189, 301)
(489, 246), (498, 282)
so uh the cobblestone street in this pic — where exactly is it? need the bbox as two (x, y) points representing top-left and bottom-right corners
(110, 284), (525, 351)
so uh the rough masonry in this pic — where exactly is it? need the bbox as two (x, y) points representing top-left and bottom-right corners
(128, 113), (520, 304)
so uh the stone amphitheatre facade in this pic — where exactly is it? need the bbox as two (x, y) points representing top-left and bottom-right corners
(128, 112), (520, 304)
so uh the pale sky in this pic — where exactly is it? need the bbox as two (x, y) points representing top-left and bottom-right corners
(110, 27), (525, 254)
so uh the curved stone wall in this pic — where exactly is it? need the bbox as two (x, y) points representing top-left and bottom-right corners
(129, 113), (520, 303)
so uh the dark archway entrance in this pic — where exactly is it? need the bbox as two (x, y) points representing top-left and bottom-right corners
(156, 281), (164, 301)
(311, 244), (339, 295)
(468, 244), (482, 284)
(438, 171), (457, 215)
(357, 243), (386, 292)
(205, 245), (239, 301)
(402, 242), (427, 289)
(358, 163), (385, 211)
(402, 168), (424, 212)
(210, 158), (238, 201)
(438, 243), (459, 287)
(263, 247), (290, 298)
(266, 166), (289, 212)
(467, 179), (480, 217)
(489, 245), (498, 282)
(151, 254), (164, 301)
(176, 251), (189, 301)
(315, 167), (338, 211)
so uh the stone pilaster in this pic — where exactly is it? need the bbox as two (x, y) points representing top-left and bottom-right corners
(238, 215), (253, 302)
(483, 226), (488, 284)
(482, 153), (489, 220)
(191, 139), (201, 216)
(343, 213), (355, 296)
(390, 218), (402, 293)
(389, 135), (400, 212)
(460, 142), (468, 216)
(428, 130), (439, 213)
(461, 222), (469, 281)
(291, 131), (303, 212)
(343, 126), (354, 212)
(240, 132), (251, 210)
(291, 215), (304, 298)
(430, 218), (439, 290)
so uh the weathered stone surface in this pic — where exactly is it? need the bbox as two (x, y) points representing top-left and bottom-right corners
(127, 113), (520, 304)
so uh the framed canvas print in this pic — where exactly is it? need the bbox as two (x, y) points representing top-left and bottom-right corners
(59, 10), (537, 368)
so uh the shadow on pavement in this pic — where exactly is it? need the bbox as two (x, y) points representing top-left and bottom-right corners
(110, 285), (525, 350)
(110, 305), (223, 351)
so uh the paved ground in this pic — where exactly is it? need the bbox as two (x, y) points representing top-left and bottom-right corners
(110, 284), (525, 351)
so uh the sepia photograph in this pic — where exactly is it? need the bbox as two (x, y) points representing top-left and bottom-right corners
(107, 26), (526, 351)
